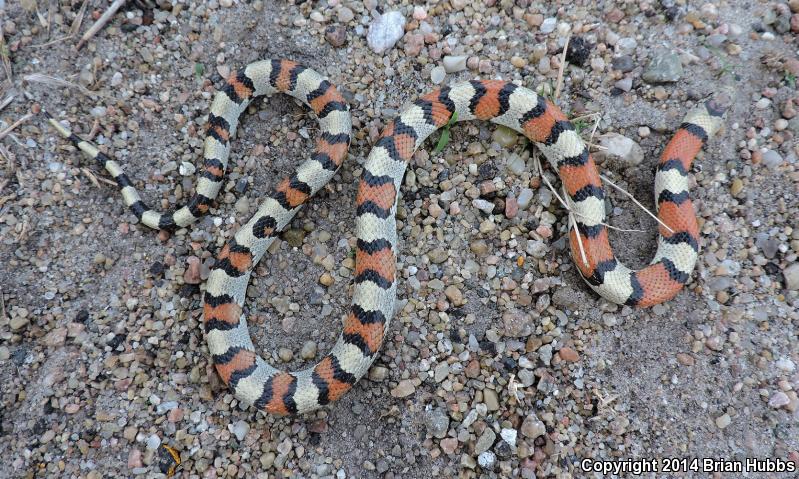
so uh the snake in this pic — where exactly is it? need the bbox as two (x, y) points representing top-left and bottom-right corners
(46, 59), (725, 415)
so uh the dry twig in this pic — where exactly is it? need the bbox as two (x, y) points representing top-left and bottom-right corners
(23, 73), (99, 97)
(554, 32), (572, 101)
(76, 0), (127, 50)
(0, 113), (33, 142)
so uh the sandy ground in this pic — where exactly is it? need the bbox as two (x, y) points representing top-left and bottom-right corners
(1, 0), (798, 478)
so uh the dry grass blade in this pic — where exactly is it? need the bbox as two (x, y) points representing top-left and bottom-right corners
(0, 33), (12, 84)
(554, 32), (572, 101)
(0, 113), (34, 141)
(81, 167), (102, 188)
(28, 35), (74, 49)
(71, 0), (90, 35)
(533, 153), (647, 267)
(76, 0), (127, 50)
(81, 167), (116, 187)
(23, 73), (99, 97)
(599, 173), (674, 233)
(0, 95), (14, 112)
(0, 286), (6, 323)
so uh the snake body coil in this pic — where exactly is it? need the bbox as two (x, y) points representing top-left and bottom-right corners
(48, 59), (725, 415)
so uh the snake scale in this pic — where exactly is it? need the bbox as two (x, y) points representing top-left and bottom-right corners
(47, 59), (725, 415)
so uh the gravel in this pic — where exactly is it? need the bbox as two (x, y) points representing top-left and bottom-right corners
(1, 0), (798, 478)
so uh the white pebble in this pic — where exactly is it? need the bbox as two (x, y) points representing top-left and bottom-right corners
(430, 66), (446, 85)
(540, 18), (556, 34)
(145, 434), (161, 450)
(442, 55), (467, 73)
(179, 162), (196, 176)
(229, 420), (250, 441)
(367, 11), (406, 53)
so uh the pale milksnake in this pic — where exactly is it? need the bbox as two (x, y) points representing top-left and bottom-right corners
(47, 59), (725, 415)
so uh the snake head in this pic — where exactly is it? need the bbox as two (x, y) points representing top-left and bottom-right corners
(705, 88), (735, 118)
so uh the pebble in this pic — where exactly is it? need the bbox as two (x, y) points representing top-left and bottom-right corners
(300, 341), (318, 360)
(598, 133), (644, 165)
(367, 11), (406, 53)
(277, 347), (293, 362)
(500, 428), (517, 448)
(473, 199), (495, 214)
(183, 256), (201, 284)
(145, 434), (161, 450)
(483, 389), (500, 411)
(540, 18), (557, 33)
(477, 451), (496, 469)
(475, 428), (496, 454)
(715, 414), (731, 429)
(614, 77), (633, 92)
(425, 409), (449, 438)
(611, 55), (635, 72)
(440, 437), (458, 454)
(642, 52), (683, 83)
(337, 7), (354, 23)
(430, 66), (446, 85)
(517, 188), (534, 209)
(443, 55), (467, 73)
(230, 420), (250, 441)
(325, 25), (347, 47)
(761, 149), (783, 169)
(769, 391), (790, 409)
(521, 414), (546, 438)
(391, 379), (416, 397)
(558, 347), (580, 362)
(784, 263), (799, 290)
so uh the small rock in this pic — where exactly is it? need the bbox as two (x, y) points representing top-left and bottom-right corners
(493, 126), (518, 148)
(642, 52), (683, 83)
(391, 379), (416, 397)
(425, 409), (450, 438)
(715, 413), (731, 429)
(443, 55), (467, 73)
(517, 188), (534, 209)
(434, 361), (450, 382)
(428, 247), (449, 264)
(128, 449), (143, 469)
(614, 77), (633, 92)
(9, 316), (29, 331)
(558, 347), (579, 362)
(325, 25), (347, 47)
(505, 196), (519, 218)
(676, 353), (695, 366)
(611, 55), (634, 72)
(367, 11), (406, 53)
(430, 66), (446, 85)
(184, 256), (201, 284)
(500, 428), (517, 448)
(521, 414), (546, 438)
(475, 428), (496, 454)
(440, 437), (458, 454)
(784, 263), (799, 290)
(477, 451), (496, 469)
(337, 7), (354, 23)
(300, 341), (317, 360)
(598, 133), (644, 165)
(769, 391), (790, 409)
(483, 389), (500, 411)
(444, 285), (463, 305)
(540, 18), (556, 33)
(761, 149), (783, 169)
(229, 420), (250, 441)
(146, 434), (161, 450)
(278, 348), (293, 362)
